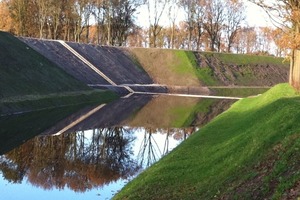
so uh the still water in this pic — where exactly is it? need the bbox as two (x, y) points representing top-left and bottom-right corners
(0, 95), (235, 199)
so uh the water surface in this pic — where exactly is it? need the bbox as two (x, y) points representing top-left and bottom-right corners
(0, 95), (235, 199)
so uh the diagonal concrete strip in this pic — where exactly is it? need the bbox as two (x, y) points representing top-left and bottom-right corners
(58, 40), (134, 93)
(133, 91), (243, 100)
(52, 104), (106, 136)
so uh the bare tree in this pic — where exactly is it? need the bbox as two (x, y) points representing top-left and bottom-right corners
(73, 0), (93, 43)
(47, 0), (63, 39)
(168, 0), (179, 49)
(180, 0), (197, 50)
(0, 1), (14, 32)
(203, 0), (225, 52)
(194, 0), (205, 50)
(248, 0), (300, 90)
(224, 0), (245, 52)
(146, 0), (170, 47)
(9, 0), (29, 36)
(31, 0), (49, 38)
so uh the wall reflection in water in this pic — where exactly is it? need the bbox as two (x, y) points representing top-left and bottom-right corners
(0, 127), (193, 192)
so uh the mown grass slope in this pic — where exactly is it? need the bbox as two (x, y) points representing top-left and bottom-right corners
(196, 52), (289, 86)
(128, 48), (202, 86)
(0, 31), (88, 97)
(114, 83), (300, 200)
(128, 47), (289, 93)
(0, 31), (118, 114)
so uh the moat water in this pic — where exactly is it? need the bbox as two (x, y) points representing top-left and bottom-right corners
(0, 95), (235, 199)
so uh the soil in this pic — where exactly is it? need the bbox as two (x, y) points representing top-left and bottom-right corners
(67, 43), (153, 85)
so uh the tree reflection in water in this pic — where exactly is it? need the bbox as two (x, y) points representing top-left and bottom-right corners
(0, 126), (196, 193)
(137, 127), (196, 168)
(0, 127), (139, 192)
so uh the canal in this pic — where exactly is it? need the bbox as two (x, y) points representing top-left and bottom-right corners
(0, 94), (235, 199)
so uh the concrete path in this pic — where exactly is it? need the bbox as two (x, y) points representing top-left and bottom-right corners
(133, 91), (243, 100)
(58, 40), (135, 93)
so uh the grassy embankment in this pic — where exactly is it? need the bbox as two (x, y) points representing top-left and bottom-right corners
(114, 83), (300, 199)
(129, 48), (202, 86)
(127, 49), (288, 132)
(197, 52), (289, 97)
(0, 31), (118, 153)
(129, 48), (288, 98)
(0, 31), (118, 115)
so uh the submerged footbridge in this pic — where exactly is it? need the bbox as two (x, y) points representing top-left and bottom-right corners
(20, 37), (241, 99)
(20, 37), (169, 95)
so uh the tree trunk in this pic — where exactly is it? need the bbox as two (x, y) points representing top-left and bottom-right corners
(290, 49), (300, 90)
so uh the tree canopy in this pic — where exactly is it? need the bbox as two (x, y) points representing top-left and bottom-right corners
(249, 0), (300, 90)
(0, 0), (283, 56)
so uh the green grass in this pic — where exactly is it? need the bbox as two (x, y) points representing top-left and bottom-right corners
(129, 48), (202, 86)
(0, 31), (120, 115)
(114, 83), (300, 199)
(172, 50), (196, 74)
(0, 31), (88, 98)
(202, 51), (288, 66)
(173, 50), (218, 86)
(186, 51), (218, 86)
(210, 87), (269, 97)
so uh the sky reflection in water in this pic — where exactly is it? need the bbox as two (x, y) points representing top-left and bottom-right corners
(0, 95), (235, 199)
(0, 128), (189, 200)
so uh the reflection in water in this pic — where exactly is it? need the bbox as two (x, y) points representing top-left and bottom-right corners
(0, 128), (138, 192)
(0, 127), (191, 193)
(0, 95), (235, 199)
(137, 127), (196, 167)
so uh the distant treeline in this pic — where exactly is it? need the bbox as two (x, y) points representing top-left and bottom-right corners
(0, 0), (283, 56)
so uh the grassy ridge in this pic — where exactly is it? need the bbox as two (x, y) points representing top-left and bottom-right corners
(202, 51), (287, 66)
(195, 52), (289, 87)
(114, 84), (300, 199)
(128, 48), (202, 86)
(129, 47), (288, 89)
(0, 31), (88, 97)
(210, 87), (269, 97)
(0, 31), (119, 115)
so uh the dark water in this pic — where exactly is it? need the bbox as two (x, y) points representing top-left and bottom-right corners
(0, 95), (235, 199)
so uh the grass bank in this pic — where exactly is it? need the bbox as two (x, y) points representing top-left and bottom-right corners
(128, 47), (288, 97)
(0, 31), (119, 115)
(114, 83), (300, 199)
(195, 52), (289, 87)
(209, 87), (270, 98)
(128, 48), (202, 86)
(0, 31), (89, 97)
